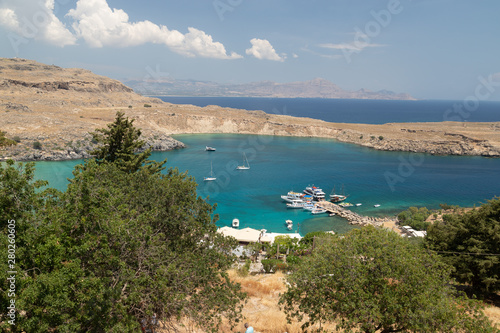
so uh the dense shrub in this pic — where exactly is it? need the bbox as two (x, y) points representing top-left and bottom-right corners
(261, 259), (283, 273)
(32, 141), (42, 150)
(397, 206), (431, 231)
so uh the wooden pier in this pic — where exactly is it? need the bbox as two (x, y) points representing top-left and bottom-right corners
(316, 201), (396, 227)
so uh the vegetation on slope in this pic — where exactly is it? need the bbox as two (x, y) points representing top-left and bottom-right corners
(0, 112), (245, 332)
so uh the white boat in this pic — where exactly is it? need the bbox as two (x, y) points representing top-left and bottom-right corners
(203, 161), (216, 181)
(302, 202), (315, 211)
(329, 213), (336, 217)
(311, 207), (327, 215)
(285, 219), (293, 230)
(303, 186), (326, 201)
(232, 218), (239, 228)
(374, 204), (381, 208)
(286, 199), (305, 209)
(236, 152), (250, 170)
(281, 191), (305, 203)
(355, 203), (362, 207)
(205, 146), (216, 151)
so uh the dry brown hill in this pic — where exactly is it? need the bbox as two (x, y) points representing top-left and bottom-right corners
(1, 58), (499, 161)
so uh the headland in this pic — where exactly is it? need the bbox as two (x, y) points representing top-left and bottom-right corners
(1, 58), (499, 161)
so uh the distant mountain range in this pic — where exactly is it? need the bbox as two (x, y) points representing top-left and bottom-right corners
(123, 77), (416, 100)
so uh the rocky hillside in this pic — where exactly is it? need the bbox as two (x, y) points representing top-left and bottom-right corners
(1, 58), (499, 161)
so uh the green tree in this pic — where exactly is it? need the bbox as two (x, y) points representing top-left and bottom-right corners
(1, 114), (247, 332)
(397, 206), (431, 231)
(280, 226), (497, 333)
(0, 160), (51, 332)
(299, 230), (336, 247)
(426, 198), (500, 294)
(268, 235), (299, 257)
(90, 111), (165, 174)
(13, 160), (246, 332)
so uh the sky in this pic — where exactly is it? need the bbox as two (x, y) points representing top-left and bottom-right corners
(0, 0), (499, 100)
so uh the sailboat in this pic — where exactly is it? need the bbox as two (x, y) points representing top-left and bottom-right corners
(204, 161), (216, 181)
(330, 185), (348, 203)
(236, 153), (250, 170)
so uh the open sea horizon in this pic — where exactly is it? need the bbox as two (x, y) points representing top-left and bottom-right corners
(33, 97), (500, 236)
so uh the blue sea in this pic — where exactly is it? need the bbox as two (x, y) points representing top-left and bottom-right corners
(33, 98), (500, 236)
(158, 97), (500, 124)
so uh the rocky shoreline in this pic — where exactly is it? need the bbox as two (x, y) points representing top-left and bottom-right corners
(1, 58), (500, 162)
(0, 133), (185, 162)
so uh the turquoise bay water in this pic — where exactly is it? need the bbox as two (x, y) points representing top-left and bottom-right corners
(34, 133), (500, 236)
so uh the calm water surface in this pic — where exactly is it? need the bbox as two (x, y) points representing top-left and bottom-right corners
(34, 133), (500, 236)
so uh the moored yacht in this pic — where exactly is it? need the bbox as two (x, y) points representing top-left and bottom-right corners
(286, 199), (305, 209)
(281, 191), (305, 203)
(236, 152), (250, 170)
(302, 202), (315, 211)
(329, 185), (348, 203)
(303, 186), (326, 201)
(311, 207), (327, 214)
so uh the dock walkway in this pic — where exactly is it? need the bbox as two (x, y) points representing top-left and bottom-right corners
(316, 201), (396, 227)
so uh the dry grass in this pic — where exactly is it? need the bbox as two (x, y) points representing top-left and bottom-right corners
(171, 271), (500, 333)
(485, 305), (500, 327)
(155, 271), (500, 333)
(215, 270), (338, 333)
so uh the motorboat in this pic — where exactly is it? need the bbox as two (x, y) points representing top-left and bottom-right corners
(339, 202), (353, 208)
(374, 204), (381, 208)
(205, 146), (216, 151)
(355, 203), (362, 207)
(285, 219), (293, 230)
(232, 218), (239, 228)
(287, 199), (305, 209)
(303, 186), (326, 201)
(302, 202), (315, 211)
(281, 191), (305, 203)
(203, 161), (216, 181)
(311, 207), (327, 215)
(236, 152), (250, 170)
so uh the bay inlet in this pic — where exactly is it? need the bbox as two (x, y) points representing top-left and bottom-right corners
(34, 133), (500, 235)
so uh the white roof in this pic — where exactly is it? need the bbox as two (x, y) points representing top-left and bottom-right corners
(217, 227), (272, 243)
(411, 230), (427, 237)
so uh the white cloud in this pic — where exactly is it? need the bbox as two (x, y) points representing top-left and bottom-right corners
(245, 38), (285, 62)
(0, 0), (76, 46)
(67, 0), (241, 59)
(0, 8), (19, 30)
(0, 0), (240, 59)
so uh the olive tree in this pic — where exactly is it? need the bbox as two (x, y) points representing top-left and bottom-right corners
(280, 226), (497, 333)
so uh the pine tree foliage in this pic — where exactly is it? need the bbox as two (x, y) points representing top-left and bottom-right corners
(426, 198), (500, 294)
(90, 111), (165, 174)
